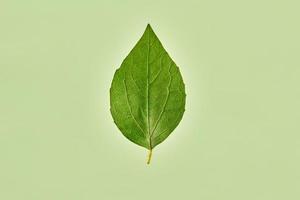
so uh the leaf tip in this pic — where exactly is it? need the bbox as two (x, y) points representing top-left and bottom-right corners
(146, 23), (152, 30)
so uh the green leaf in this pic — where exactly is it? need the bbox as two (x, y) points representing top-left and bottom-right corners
(110, 24), (186, 164)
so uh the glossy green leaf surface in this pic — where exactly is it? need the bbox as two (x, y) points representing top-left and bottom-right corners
(110, 24), (186, 159)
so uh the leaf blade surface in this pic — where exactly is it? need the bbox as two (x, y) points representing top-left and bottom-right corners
(110, 24), (186, 152)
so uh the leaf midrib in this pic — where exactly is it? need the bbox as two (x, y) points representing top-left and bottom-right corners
(146, 26), (151, 149)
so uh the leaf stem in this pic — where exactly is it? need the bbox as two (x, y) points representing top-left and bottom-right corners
(147, 149), (152, 164)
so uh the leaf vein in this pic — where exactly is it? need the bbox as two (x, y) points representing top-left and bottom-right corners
(149, 54), (163, 85)
(146, 26), (151, 148)
(123, 78), (146, 136)
(150, 62), (173, 138)
(153, 107), (185, 141)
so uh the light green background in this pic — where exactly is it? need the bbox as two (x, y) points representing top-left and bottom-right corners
(1, 0), (300, 199)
